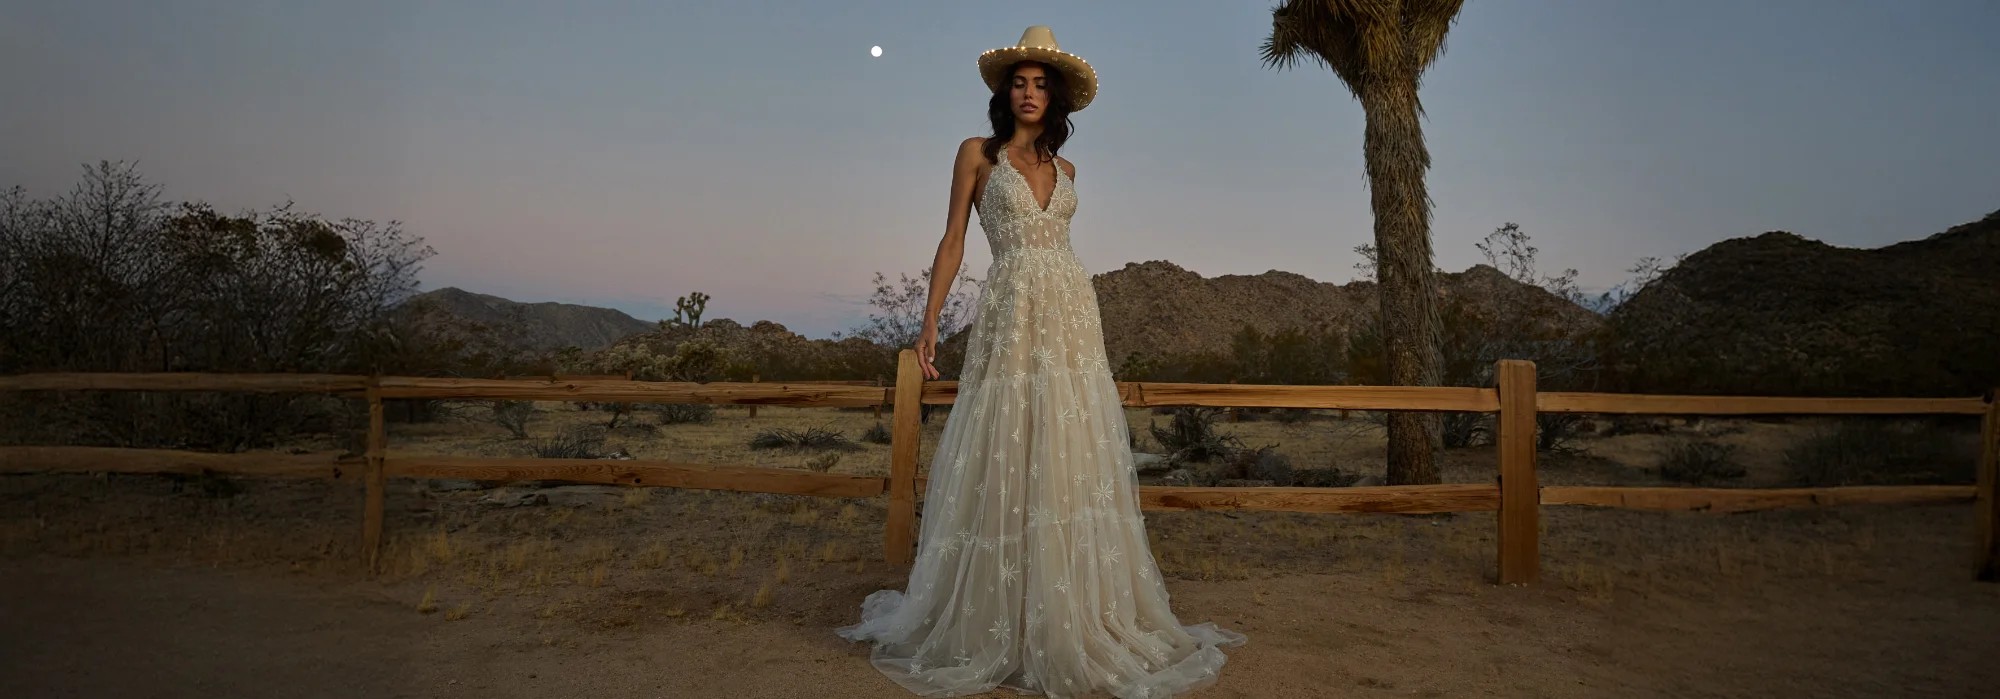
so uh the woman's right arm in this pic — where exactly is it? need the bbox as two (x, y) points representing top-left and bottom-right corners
(915, 137), (985, 380)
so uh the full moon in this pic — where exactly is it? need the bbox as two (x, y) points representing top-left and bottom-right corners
(870, 45), (882, 57)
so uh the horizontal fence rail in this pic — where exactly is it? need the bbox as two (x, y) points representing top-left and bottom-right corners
(2, 360), (1994, 583)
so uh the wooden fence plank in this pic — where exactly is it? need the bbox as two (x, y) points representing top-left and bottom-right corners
(884, 350), (925, 564)
(0, 446), (357, 479)
(374, 377), (886, 407)
(1138, 484), (1498, 514)
(1542, 485), (1975, 513)
(1538, 392), (1986, 416)
(0, 372), (369, 394)
(1132, 382), (1502, 412)
(1497, 360), (1540, 585)
(384, 457), (884, 498)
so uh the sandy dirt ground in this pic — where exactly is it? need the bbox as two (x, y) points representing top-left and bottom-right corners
(4, 480), (1998, 699)
(2, 408), (1996, 698)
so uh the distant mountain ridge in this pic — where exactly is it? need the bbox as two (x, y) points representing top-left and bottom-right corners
(1605, 209), (2000, 396)
(422, 209), (2000, 398)
(407, 287), (654, 352)
(1088, 260), (1598, 364)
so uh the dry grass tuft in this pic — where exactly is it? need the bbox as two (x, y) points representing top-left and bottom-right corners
(622, 488), (652, 508)
(416, 585), (439, 614)
(638, 541), (671, 568)
(751, 581), (774, 608)
(445, 602), (472, 621)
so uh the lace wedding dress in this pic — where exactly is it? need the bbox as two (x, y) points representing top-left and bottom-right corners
(836, 153), (1246, 698)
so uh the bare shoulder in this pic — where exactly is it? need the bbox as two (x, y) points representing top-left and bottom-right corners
(1057, 156), (1076, 179)
(958, 137), (988, 163)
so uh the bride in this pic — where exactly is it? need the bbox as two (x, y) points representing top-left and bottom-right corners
(835, 26), (1246, 698)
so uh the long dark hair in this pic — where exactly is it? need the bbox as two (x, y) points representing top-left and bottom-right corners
(981, 60), (1075, 167)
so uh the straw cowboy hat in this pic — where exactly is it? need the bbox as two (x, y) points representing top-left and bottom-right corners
(978, 26), (1098, 111)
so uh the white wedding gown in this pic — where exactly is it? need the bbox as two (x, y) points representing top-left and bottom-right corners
(837, 153), (1246, 698)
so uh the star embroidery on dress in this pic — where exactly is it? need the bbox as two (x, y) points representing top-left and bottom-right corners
(1054, 578), (1070, 594)
(999, 560), (1019, 584)
(910, 659), (926, 674)
(1103, 544), (1122, 565)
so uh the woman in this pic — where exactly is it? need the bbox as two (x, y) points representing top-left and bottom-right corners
(836, 26), (1246, 698)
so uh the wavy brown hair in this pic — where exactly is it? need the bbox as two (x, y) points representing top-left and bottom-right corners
(980, 61), (1075, 166)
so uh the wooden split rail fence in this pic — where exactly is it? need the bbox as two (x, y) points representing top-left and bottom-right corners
(2, 353), (1995, 584)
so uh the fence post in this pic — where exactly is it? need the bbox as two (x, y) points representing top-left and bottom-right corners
(1976, 388), (1999, 582)
(884, 351), (924, 564)
(1496, 359), (1540, 585)
(363, 375), (387, 575)
(748, 374), (760, 419)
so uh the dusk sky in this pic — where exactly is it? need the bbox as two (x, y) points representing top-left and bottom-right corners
(4, 1), (1996, 338)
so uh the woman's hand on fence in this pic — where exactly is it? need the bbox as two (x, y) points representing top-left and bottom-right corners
(915, 325), (940, 381)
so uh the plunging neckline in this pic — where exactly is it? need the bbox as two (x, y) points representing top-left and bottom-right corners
(1000, 150), (1062, 213)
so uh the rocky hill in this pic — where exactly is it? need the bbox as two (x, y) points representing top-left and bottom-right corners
(407, 287), (654, 352)
(1605, 210), (2000, 396)
(1089, 260), (1599, 365)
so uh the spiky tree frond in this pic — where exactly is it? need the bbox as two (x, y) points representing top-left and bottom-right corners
(1261, 0), (1467, 94)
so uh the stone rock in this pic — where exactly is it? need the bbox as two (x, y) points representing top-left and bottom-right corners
(1132, 452), (1171, 473)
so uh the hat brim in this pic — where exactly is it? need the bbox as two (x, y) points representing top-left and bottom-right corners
(978, 47), (1097, 111)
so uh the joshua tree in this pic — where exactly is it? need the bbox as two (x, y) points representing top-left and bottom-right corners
(1262, 0), (1469, 484)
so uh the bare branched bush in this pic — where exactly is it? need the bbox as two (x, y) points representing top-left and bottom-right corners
(652, 403), (716, 425)
(861, 422), (892, 445)
(750, 426), (858, 452)
(1783, 419), (1979, 486)
(490, 401), (533, 439)
(1148, 408), (1244, 465)
(0, 162), (453, 447)
(531, 426), (607, 459)
(1656, 439), (1746, 485)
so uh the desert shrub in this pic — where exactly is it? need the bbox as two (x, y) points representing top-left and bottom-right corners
(861, 422), (893, 445)
(1657, 438), (1746, 485)
(531, 426), (607, 459)
(490, 400), (533, 438)
(1783, 419), (1979, 486)
(1441, 412), (1490, 449)
(1293, 467), (1362, 488)
(1604, 415), (1672, 436)
(1148, 408), (1244, 464)
(653, 403), (716, 425)
(1538, 413), (1590, 454)
(751, 426), (858, 452)
(803, 452), (843, 472)
(1242, 446), (1295, 485)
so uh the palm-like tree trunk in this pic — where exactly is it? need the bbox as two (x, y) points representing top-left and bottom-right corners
(1263, 0), (1465, 485)
(1360, 62), (1443, 485)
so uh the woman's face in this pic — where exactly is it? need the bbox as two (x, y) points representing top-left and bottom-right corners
(1008, 63), (1050, 125)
